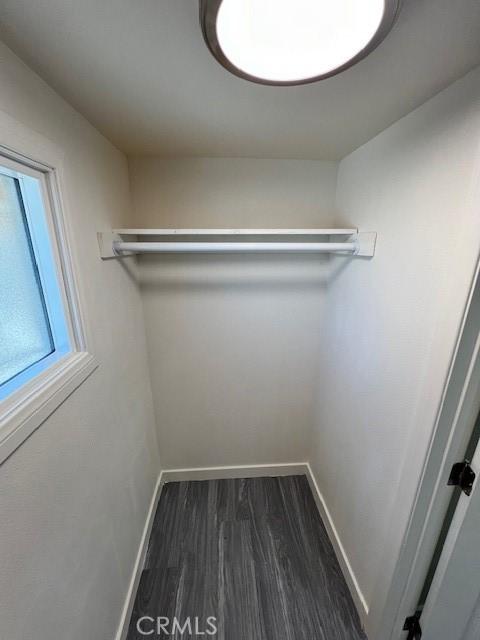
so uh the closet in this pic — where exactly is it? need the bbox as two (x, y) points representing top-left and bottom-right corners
(0, 2), (479, 640)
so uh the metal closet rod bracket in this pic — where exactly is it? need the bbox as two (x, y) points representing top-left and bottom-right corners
(97, 229), (377, 259)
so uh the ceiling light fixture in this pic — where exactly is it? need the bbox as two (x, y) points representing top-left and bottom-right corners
(200, 0), (401, 86)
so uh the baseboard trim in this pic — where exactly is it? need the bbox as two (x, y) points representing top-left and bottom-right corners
(115, 471), (165, 640)
(115, 462), (368, 639)
(161, 462), (309, 482)
(305, 463), (369, 623)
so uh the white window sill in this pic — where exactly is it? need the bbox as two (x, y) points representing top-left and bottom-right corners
(0, 351), (97, 465)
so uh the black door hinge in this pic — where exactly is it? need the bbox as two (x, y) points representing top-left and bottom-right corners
(448, 460), (476, 496)
(403, 613), (422, 639)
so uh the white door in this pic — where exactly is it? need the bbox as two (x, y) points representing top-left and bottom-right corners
(420, 438), (480, 640)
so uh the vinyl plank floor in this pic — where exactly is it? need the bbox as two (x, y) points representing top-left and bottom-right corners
(127, 475), (367, 640)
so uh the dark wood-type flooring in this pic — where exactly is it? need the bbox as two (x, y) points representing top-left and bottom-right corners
(127, 475), (367, 639)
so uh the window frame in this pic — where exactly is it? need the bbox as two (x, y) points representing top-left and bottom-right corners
(0, 158), (71, 398)
(0, 138), (96, 464)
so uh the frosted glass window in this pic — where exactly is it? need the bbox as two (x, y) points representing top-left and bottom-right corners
(0, 164), (70, 400)
(0, 175), (54, 385)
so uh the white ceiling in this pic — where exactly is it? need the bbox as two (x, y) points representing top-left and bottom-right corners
(0, 0), (479, 160)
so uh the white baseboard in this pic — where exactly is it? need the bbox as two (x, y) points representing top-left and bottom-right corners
(115, 471), (166, 640)
(114, 463), (306, 639)
(305, 463), (369, 624)
(161, 462), (309, 482)
(115, 462), (368, 639)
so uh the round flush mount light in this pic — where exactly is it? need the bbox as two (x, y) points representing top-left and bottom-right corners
(200, 0), (402, 86)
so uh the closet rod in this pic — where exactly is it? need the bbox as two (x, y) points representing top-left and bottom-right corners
(112, 241), (358, 255)
(97, 231), (377, 258)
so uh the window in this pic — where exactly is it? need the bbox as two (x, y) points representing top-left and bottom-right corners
(0, 162), (71, 400)
(0, 140), (96, 464)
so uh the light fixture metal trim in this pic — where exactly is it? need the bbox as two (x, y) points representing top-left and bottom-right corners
(200, 0), (402, 86)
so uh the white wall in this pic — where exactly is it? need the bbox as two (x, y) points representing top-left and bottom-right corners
(129, 157), (337, 468)
(0, 43), (159, 640)
(310, 68), (480, 637)
(3, 34), (480, 640)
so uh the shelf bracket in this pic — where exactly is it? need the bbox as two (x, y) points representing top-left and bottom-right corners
(351, 231), (377, 257)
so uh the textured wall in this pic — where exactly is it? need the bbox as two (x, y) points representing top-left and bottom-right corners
(128, 157), (338, 468)
(310, 68), (480, 637)
(0, 42), (159, 640)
